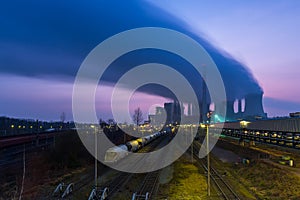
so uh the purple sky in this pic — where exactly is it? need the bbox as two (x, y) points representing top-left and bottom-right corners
(1, 1), (300, 122)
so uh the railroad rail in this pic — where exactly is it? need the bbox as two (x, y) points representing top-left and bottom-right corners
(86, 134), (168, 200)
(192, 142), (240, 200)
(107, 136), (166, 199)
(201, 163), (240, 200)
(47, 169), (95, 199)
(105, 173), (133, 199)
(132, 171), (160, 200)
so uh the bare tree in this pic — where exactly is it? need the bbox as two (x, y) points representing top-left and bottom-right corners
(132, 107), (143, 126)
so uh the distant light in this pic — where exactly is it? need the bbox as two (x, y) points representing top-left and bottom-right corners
(240, 120), (250, 128)
(200, 124), (206, 128)
(200, 123), (214, 128)
(30, 126), (33, 129)
(11, 125), (14, 128)
(18, 125), (21, 129)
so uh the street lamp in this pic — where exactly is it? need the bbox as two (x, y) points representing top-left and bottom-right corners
(90, 125), (98, 188)
(203, 123), (211, 196)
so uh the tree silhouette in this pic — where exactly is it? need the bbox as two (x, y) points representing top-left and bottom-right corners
(132, 107), (143, 126)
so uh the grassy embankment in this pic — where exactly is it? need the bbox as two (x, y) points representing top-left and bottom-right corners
(158, 155), (208, 200)
(216, 139), (300, 199)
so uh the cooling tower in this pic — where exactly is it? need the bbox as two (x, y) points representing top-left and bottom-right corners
(243, 93), (267, 119)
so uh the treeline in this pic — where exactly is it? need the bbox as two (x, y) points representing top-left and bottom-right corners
(0, 116), (74, 136)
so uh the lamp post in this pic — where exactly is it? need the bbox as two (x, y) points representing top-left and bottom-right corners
(206, 111), (213, 196)
(200, 123), (210, 196)
(206, 123), (210, 196)
(191, 124), (193, 163)
(91, 125), (97, 188)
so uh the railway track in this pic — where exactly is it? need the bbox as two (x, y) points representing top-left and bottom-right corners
(201, 162), (240, 200)
(88, 135), (168, 200)
(129, 136), (170, 200)
(46, 168), (95, 200)
(105, 173), (133, 199)
(132, 170), (160, 200)
(192, 142), (240, 200)
(39, 134), (169, 200)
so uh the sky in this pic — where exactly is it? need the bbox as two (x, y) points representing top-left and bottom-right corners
(0, 0), (300, 121)
(153, 0), (300, 116)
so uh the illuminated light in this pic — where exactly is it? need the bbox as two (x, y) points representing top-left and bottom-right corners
(18, 125), (21, 129)
(240, 120), (250, 128)
(40, 126), (42, 129)
(23, 126), (25, 129)
(30, 126), (33, 129)
(11, 125), (14, 128)
(90, 125), (95, 128)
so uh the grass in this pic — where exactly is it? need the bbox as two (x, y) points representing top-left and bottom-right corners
(158, 156), (208, 200)
(235, 161), (300, 199)
(216, 138), (300, 199)
(209, 155), (257, 200)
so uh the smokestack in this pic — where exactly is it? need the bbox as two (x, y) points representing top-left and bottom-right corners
(244, 93), (266, 119)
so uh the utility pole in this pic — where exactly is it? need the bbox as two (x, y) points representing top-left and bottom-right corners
(191, 125), (193, 163)
(202, 64), (210, 196)
(202, 64), (207, 122)
(95, 128), (97, 189)
(206, 124), (211, 196)
(91, 125), (97, 189)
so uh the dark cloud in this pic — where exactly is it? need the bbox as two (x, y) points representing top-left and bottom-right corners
(0, 0), (262, 101)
